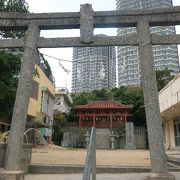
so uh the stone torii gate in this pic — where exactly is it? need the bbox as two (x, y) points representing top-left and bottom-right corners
(1, 4), (180, 180)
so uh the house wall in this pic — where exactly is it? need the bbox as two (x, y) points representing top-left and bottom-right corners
(27, 65), (55, 117)
(163, 120), (175, 149)
(159, 73), (180, 113)
(0, 65), (55, 136)
(54, 95), (70, 113)
(54, 87), (73, 114)
(159, 73), (180, 149)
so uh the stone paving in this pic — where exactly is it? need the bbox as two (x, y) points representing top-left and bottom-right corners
(28, 146), (180, 179)
(25, 172), (180, 180)
(31, 145), (151, 167)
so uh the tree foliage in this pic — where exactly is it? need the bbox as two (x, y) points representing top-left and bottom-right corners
(52, 113), (68, 145)
(0, 0), (29, 12)
(0, 1), (54, 119)
(40, 54), (53, 81)
(156, 69), (174, 91)
(0, 0), (29, 38)
(0, 0), (29, 117)
(0, 50), (21, 116)
(70, 69), (174, 127)
(71, 87), (146, 126)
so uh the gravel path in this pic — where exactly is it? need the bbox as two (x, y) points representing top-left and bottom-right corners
(31, 145), (151, 167)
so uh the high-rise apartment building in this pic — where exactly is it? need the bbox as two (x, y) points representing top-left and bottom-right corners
(72, 36), (116, 93)
(116, 0), (180, 87)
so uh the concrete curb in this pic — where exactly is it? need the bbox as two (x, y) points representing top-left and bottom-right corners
(28, 164), (180, 174)
(167, 154), (180, 164)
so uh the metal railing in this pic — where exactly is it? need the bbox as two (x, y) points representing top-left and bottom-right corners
(83, 127), (96, 180)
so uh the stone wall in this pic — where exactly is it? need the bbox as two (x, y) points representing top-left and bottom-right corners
(0, 143), (32, 173)
(62, 127), (147, 149)
(61, 127), (87, 148)
(96, 129), (110, 149)
(134, 127), (147, 149)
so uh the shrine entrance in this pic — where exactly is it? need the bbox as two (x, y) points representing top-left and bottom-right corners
(1, 3), (180, 179)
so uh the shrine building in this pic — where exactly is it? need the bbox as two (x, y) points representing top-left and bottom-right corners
(74, 101), (133, 129)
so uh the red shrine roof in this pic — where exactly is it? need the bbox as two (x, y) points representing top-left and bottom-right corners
(75, 101), (133, 109)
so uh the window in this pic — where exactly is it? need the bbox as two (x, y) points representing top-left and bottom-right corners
(31, 80), (39, 100)
(174, 119), (180, 146)
(41, 90), (54, 117)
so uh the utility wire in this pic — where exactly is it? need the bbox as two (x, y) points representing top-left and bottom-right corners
(41, 53), (72, 62)
(41, 52), (71, 74)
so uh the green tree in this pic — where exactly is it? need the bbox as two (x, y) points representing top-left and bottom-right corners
(125, 87), (145, 126)
(66, 108), (76, 122)
(110, 87), (145, 126)
(52, 113), (68, 145)
(0, 0), (29, 117)
(39, 53), (53, 81)
(90, 89), (110, 101)
(0, 0), (29, 38)
(70, 87), (146, 127)
(1, 0), (29, 12)
(156, 69), (174, 91)
(71, 92), (88, 105)
(0, 1), (4, 11)
(70, 69), (175, 127)
(0, 51), (21, 116)
(0, 1), (54, 119)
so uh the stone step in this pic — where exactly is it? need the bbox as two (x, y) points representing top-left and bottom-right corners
(28, 164), (180, 174)
(29, 164), (152, 174)
(95, 128), (110, 149)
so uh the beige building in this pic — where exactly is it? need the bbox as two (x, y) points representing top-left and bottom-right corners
(28, 65), (55, 119)
(0, 63), (55, 143)
(159, 73), (180, 149)
(27, 64), (55, 143)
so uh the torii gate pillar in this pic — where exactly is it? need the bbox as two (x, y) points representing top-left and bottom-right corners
(137, 21), (175, 180)
(0, 22), (40, 180)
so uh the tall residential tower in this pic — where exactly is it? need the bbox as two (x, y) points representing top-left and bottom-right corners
(72, 36), (116, 92)
(116, 0), (179, 87)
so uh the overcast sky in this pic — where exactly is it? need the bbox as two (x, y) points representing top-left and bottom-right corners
(26, 0), (180, 91)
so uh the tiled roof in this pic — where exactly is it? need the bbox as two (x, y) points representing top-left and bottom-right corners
(75, 101), (133, 109)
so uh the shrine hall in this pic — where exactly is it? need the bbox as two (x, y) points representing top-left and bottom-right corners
(74, 101), (133, 129)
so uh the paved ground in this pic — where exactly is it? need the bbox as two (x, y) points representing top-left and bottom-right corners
(28, 145), (180, 179)
(25, 172), (180, 180)
(31, 145), (151, 167)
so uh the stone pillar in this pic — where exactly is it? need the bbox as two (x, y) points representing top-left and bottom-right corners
(124, 113), (127, 123)
(124, 122), (136, 150)
(93, 115), (95, 127)
(109, 131), (115, 150)
(137, 21), (175, 180)
(110, 115), (113, 129)
(85, 131), (90, 148)
(80, 3), (94, 43)
(0, 169), (24, 180)
(79, 115), (82, 127)
(4, 22), (40, 171)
